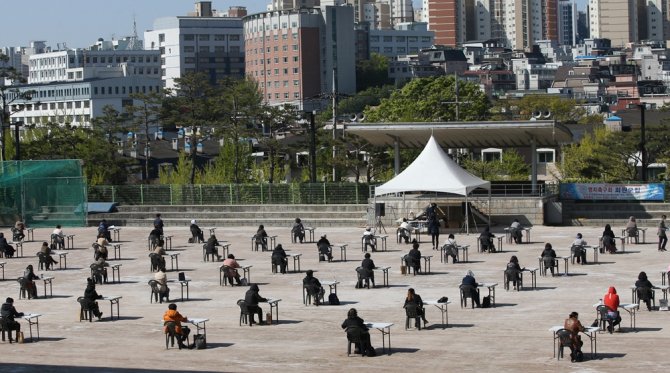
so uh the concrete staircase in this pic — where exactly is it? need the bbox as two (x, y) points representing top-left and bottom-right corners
(562, 201), (670, 227)
(87, 204), (369, 228)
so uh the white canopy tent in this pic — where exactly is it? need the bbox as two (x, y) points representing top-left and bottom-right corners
(374, 135), (491, 233)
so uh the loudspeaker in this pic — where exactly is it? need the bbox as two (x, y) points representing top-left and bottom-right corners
(375, 202), (385, 217)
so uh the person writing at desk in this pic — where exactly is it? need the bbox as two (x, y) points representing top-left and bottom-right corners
(189, 219), (204, 244)
(505, 255), (524, 290)
(292, 218), (305, 244)
(271, 244), (288, 274)
(303, 270), (325, 306)
(222, 254), (243, 286)
(541, 243), (557, 276)
(564, 311), (585, 362)
(635, 271), (655, 312)
(22, 265), (39, 299)
(363, 227), (377, 252)
(404, 241), (422, 274)
(0, 233), (16, 258)
(203, 235), (221, 261)
(244, 284), (268, 325)
(571, 233), (588, 265)
(509, 219), (523, 244)
(602, 224), (617, 253)
(155, 270), (170, 303)
(398, 218), (411, 244)
(404, 288), (428, 327)
(163, 303), (190, 349)
(603, 286), (622, 332)
(461, 270), (481, 308)
(341, 308), (375, 357)
(52, 225), (65, 250)
(13, 220), (25, 241)
(479, 226), (495, 253)
(316, 235), (333, 262)
(357, 253), (376, 288)
(443, 234), (459, 264)
(0, 297), (24, 343)
(83, 278), (103, 320)
(39, 241), (58, 268)
(254, 225), (269, 251)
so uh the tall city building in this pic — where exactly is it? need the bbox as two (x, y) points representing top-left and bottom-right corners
(426, 0), (464, 46)
(589, 0), (638, 46)
(391, 0), (414, 25)
(144, 4), (245, 89)
(243, 6), (355, 109)
(558, 0), (577, 46)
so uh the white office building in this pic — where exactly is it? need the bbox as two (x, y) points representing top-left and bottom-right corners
(369, 23), (434, 57)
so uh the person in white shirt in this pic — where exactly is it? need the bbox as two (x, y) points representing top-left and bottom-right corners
(443, 234), (459, 263)
(363, 227), (376, 252)
(52, 225), (65, 249)
(571, 233), (588, 264)
(398, 218), (410, 244)
(509, 219), (523, 244)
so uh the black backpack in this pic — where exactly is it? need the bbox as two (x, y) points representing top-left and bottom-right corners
(482, 295), (491, 308)
(328, 293), (340, 305)
(193, 334), (206, 349)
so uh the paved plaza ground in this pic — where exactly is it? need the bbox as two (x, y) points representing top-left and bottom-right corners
(1, 223), (669, 372)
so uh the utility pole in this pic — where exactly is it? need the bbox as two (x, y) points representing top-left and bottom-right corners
(309, 110), (317, 183)
(331, 67), (337, 182)
(440, 72), (469, 121)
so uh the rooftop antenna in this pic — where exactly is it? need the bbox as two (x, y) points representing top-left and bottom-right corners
(127, 16), (142, 50)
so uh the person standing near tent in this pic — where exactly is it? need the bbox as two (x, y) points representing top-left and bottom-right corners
(426, 203), (440, 250)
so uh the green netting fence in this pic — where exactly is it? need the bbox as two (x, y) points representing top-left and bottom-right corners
(0, 160), (87, 228)
(88, 183), (370, 205)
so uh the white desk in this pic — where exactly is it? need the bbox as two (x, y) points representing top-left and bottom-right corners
(102, 296), (122, 320)
(169, 279), (191, 301)
(334, 244), (348, 262)
(522, 268), (538, 290)
(287, 253), (302, 273)
(365, 322), (393, 355)
(239, 265), (252, 283)
(109, 227), (121, 242)
(374, 266), (391, 287)
(110, 263), (122, 283)
(538, 255), (571, 276)
(550, 325), (598, 359)
(0, 261), (5, 280)
(52, 251), (68, 270)
(630, 284), (669, 305)
(266, 298), (281, 324)
(40, 276), (54, 298)
(22, 313), (42, 342)
(112, 244), (122, 260)
(504, 227), (532, 243)
(322, 280), (340, 295)
(423, 300), (450, 328)
(189, 317), (209, 343)
(66, 234), (75, 249)
(478, 283), (497, 307)
(162, 252), (180, 271)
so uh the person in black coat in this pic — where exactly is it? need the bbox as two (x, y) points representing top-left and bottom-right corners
(405, 241), (422, 274)
(505, 255), (524, 289)
(0, 233), (15, 257)
(292, 218), (305, 243)
(153, 214), (164, 235)
(479, 226), (496, 253)
(83, 278), (103, 320)
(255, 225), (269, 251)
(426, 203), (440, 250)
(244, 284), (267, 325)
(0, 297), (24, 341)
(602, 224), (617, 253)
(22, 265), (39, 299)
(404, 288), (428, 326)
(541, 243), (557, 276)
(357, 253), (376, 288)
(203, 235), (222, 261)
(316, 235), (333, 262)
(461, 270), (481, 307)
(303, 270), (324, 305)
(271, 244), (288, 274)
(635, 271), (655, 311)
(341, 308), (374, 356)
(189, 220), (204, 243)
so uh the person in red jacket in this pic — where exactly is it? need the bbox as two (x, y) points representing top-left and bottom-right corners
(603, 286), (622, 332)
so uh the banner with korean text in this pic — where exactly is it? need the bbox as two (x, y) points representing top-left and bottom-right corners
(560, 183), (665, 201)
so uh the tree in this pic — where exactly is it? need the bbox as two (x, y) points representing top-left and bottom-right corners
(256, 103), (298, 184)
(356, 53), (392, 91)
(126, 91), (163, 182)
(162, 72), (218, 184)
(494, 96), (587, 123)
(363, 76), (489, 122)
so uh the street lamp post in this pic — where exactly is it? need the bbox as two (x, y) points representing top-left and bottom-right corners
(629, 103), (648, 182)
(308, 110), (317, 183)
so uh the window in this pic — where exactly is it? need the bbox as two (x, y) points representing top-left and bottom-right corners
(199, 34), (210, 41)
(229, 34), (240, 41)
(214, 34), (226, 41)
(481, 149), (502, 162)
(214, 46), (225, 53)
(183, 34), (195, 41)
(537, 149), (555, 163)
(383, 36), (392, 42)
(159, 34), (165, 42)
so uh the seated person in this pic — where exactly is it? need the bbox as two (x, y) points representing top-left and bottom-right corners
(93, 241), (109, 261)
(357, 253), (376, 288)
(363, 227), (376, 252)
(98, 219), (112, 242)
(303, 270), (325, 305)
(602, 224), (617, 253)
(461, 270), (481, 307)
(404, 288), (427, 327)
(149, 228), (163, 249)
(442, 234), (459, 263)
(316, 235), (333, 262)
(0, 297), (24, 342)
(541, 243), (557, 276)
(0, 233), (15, 257)
(398, 218), (411, 244)
(635, 271), (655, 311)
(163, 303), (190, 349)
(222, 254), (242, 286)
(13, 220), (26, 241)
(571, 233), (588, 264)
(603, 286), (622, 332)
(150, 252), (167, 273)
(509, 219), (523, 244)
(83, 278), (103, 320)
(153, 243), (166, 256)
(292, 218), (305, 243)
(90, 258), (109, 284)
(203, 235), (221, 261)
(271, 244), (288, 274)
(189, 220), (205, 243)
(341, 308), (374, 357)
(52, 225), (65, 249)
(244, 284), (268, 325)
(479, 227), (495, 253)
(626, 216), (638, 243)
(22, 265), (39, 299)
(254, 225), (268, 251)
(39, 241), (58, 269)
(153, 214), (164, 236)
(404, 241), (422, 274)
(505, 255), (524, 289)
(563, 311), (585, 362)
(154, 270), (170, 302)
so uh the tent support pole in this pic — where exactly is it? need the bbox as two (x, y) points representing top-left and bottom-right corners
(393, 137), (400, 176)
(465, 194), (469, 234)
(531, 138), (537, 195)
(488, 188), (491, 228)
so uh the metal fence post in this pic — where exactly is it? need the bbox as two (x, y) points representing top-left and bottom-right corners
(169, 184), (173, 205)
(140, 184), (144, 205)
(199, 184), (203, 205)
(112, 186), (116, 203)
(323, 183), (327, 204)
(355, 183), (359, 204)
(229, 184), (233, 204)
(260, 183), (264, 204)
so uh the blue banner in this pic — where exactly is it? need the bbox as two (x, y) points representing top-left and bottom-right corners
(560, 183), (665, 201)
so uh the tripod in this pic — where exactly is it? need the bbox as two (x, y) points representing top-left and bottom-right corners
(374, 216), (386, 234)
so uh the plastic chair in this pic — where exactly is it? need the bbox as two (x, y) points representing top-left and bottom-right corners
(164, 321), (183, 350)
(555, 328), (573, 360)
(597, 305), (619, 333)
(17, 277), (32, 300)
(570, 245), (587, 264)
(37, 252), (53, 271)
(356, 267), (373, 289)
(345, 326), (365, 356)
(504, 269), (522, 291)
(404, 255), (421, 275)
(149, 253), (165, 272)
(459, 285), (479, 308)
(237, 299), (252, 326)
(541, 257), (559, 276)
(148, 280), (161, 303)
(220, 265), (232, 286)
(636, 287), (656, 310)
(77, 296), (93, 322)
(404, 303), (423, 330)
(90, 263), (107, 284)
(304, 285), (324, 306)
